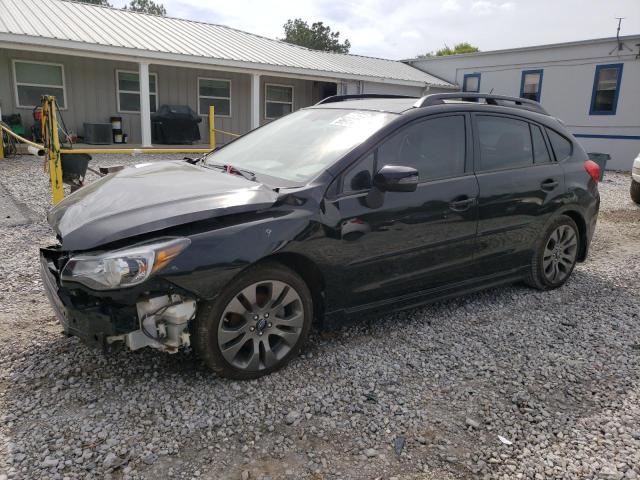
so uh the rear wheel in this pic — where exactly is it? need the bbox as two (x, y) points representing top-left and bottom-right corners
(526, 216), (579, 290)
(631, 180), (640, 204)
(194, 262), (312, 379)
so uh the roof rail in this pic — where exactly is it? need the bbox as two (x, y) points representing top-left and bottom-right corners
(315, 94), (416, 105)
(415, 93), (549, 115)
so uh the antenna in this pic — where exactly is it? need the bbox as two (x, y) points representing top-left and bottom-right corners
(609, 17), (633, 54)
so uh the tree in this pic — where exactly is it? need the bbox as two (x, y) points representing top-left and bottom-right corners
(417, 42), (480, 58)
(124, 0), (167, 16)
(76, 0), (112, 5)
(283, 19), (350, 54)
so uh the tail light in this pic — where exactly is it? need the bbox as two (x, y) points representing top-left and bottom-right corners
(584, 160), (600, 184)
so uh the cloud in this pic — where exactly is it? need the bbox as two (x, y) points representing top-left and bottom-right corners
(441, 0), (461, 12)
(471, 0), (515, 14)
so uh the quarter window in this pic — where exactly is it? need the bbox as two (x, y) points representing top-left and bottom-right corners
(476, 116), (533, 171)
(520, 70), (543, 102)
(377, 116), (466, 181)
(198, 78), (231, 117)
(13, 60), (66, 108)
(116, 70), (158, 113)
(590, 64), (623, 115)
(342, 152), (375, 194)
(531, 125), (551, 163)
(462, 73), (481, 93)
(546, 129), (573, 161)
(265, 84), (294, 119)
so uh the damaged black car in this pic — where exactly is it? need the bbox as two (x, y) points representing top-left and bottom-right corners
(40, 93), (600, 379)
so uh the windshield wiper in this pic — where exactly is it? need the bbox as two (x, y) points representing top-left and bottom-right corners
(203, 163), (256, 182)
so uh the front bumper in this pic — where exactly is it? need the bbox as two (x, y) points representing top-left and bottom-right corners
(40, 253), (123, 349)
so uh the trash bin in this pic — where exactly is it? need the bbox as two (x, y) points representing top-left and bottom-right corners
(587, 152), (609, 181)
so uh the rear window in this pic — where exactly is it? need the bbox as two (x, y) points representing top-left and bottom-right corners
(546, 129), (573, 161)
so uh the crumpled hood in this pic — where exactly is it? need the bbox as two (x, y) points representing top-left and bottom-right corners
(48, 161), (278, 251)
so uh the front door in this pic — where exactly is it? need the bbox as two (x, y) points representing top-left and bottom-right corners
(319, 114), (480, 312)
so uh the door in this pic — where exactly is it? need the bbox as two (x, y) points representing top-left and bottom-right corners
(472, 114), (566, 275)
(319, 114), (480, 311)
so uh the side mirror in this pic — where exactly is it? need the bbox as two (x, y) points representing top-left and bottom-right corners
(373, 165), (419, 193)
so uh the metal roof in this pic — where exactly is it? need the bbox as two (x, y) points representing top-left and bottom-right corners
(0, 0), (454, 88)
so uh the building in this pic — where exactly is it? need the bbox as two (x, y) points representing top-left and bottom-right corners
(0, 0), (454, 147)
(406, 35), (640, 170)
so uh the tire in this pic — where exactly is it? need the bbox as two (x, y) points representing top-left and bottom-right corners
(631, 180), (640, 205)
(194, 262), (312, 379)
(525, 215), (580, 291)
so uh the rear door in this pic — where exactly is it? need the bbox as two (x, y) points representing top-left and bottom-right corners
(320, 114), (480, 311)
(472, 113), (566, 275)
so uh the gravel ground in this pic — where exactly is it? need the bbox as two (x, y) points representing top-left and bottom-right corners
(1, 154), (639, 480)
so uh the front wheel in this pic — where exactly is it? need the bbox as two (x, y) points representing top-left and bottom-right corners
(526, 216), (580, 290)
(194, 262), (312, 379)
(631, 180), (640, 204)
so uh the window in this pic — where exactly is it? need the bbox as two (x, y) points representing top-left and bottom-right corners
(13, 60), (66, 108)
(116, 70), (158, 113)
(377, 116), (466, 181)
(462, 73), (481, 93)
(520, 69), (543, 102)
(531, 125), (551, 163)
(476, 115), (533, 171)
(546, 128), (573, 161)
(342, 153), (375, 194)
(265, 84), (293, 119)
(198, 78), (231, 117)
(590, 63), (623, 115)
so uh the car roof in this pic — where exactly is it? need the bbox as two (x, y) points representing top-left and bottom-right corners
(309, 97), (418, 114)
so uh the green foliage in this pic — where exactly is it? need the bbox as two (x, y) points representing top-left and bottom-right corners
(75, 0), (112, 5)
(417, 42), (480, 58)
(124, 0), (167, 16)
(283, 19), (350, 54)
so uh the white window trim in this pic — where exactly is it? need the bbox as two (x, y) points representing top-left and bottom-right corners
(12, 59), (68, 110)
(197, 77), (232, 118)
(265, 83), (294, 120)
(116, 69), (159, 114)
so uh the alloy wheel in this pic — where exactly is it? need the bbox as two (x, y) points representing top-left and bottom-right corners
(217, 280), (304, 371)
(542, 225), (578, 283)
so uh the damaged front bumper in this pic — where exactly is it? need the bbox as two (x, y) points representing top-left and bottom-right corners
(39, 247), (197, 353)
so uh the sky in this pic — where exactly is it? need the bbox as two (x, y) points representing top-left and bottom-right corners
(110, 0), (640, 60)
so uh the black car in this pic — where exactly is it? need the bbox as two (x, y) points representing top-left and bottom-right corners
(40, 93), (601, 379)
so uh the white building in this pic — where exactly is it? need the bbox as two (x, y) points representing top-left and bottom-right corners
(407, 35), (640, 170)
(0, 0), (454, 147)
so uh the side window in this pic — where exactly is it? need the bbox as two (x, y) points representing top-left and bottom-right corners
(590, 64), (623, 115)
(377, 116), (466, 181)
(546, 129), (573, 161)
(476, 115), (533, 171)
(531, 125), (551, 163)
(342, 152), (374, 194)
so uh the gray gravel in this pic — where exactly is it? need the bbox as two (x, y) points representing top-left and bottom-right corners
(1, 155), (639, 480)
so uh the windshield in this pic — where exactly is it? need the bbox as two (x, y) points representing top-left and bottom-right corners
(204, 108), (397, 183)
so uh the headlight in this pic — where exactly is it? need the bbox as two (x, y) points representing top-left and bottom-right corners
(61, 238), (190, 290)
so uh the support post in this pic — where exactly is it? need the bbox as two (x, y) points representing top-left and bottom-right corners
(45, 97), (64, 205)
(139, 62), (152, 148)
(0, 130), (4, 160)
(209, 105), (216, 149)
(250, 73), (260, 130)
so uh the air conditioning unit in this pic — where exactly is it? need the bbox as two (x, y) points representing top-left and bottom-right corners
(83, 123), (112, 145)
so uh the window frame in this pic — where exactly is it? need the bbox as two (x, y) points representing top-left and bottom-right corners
(519, 69), (543, 102)
(589, 63), (623, 116)
(264, 83), (294, 120)
(462, 73), (481, 93)
(197, 77), (232, 118)
(12, 59), (68, 110)
(115, 69), (159, 114)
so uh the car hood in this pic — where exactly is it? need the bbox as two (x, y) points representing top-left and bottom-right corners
(48, 161), (279, 251)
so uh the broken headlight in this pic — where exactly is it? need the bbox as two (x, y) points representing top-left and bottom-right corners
(60, 238), (190, 290)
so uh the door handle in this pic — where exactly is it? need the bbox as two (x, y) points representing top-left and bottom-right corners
(449, 197), (476, 212)
(541, 179), (559, 191)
